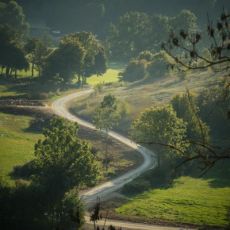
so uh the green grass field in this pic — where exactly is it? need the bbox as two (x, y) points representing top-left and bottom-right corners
(86, 68), (121, 86)
(116, 176), (230, 227)
(0, 112), (41, 183)
(70, 69), (221, 134)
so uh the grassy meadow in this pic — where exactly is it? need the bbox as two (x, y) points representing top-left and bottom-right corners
(86, 68), (121, 85)
(0, 112), (42, 184)
(70, 69), (221, 134)
(116, 176), (230, 227)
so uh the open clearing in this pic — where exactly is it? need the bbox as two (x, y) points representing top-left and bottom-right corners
(86, 68), (121, 85)
(116, 176), (230, 227)
(70, 69), (221, 134)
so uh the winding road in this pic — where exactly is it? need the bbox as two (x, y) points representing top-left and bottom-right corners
(52, 88), (157, 204)
(51, 88), (190, 230)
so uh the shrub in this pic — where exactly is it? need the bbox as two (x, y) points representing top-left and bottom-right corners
(121, 178), (151, 196)
(122, 59), (147, 82)
(147, 59), (166, 78)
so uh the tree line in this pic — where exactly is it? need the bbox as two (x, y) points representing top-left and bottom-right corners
(0, 1), (107, 84)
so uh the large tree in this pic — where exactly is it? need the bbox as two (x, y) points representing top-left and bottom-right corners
(0, 27), (29, 78)
(43, 39), (84, 83)
(34, 117), (100, 228)
(0, 0), (29, 40)
(43, 32), (106, 84)
(107, 10), (198, 61)
(61, 32), (107, 84)
(162, 10), (230, 170)
(171, 92), (209, 143)
(131, 105), (188, 166)
(24, 38), (49, 77)
(34, 117), (99, 193)
(108, 11), (152, 60)
(0, 1), (29, 78)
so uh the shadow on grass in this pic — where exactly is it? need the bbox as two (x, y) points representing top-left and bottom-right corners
(203, 161), (230, 188)
(10, 160), (39, 180)
(0, 106), (53, 134)
(121, 166), (173, 197)
(124, 74), (169, 89)
(0, 76), (80, 100)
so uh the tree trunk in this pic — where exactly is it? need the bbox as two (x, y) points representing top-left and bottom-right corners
(6, 67), (10, 77)
(9, 68), (13, 77)
(1, 66), (4, 75)
(105, 133), (110, 171)
(32, 63), (34, 77)
(14, 70), (17, 79)
(77, 75), (83, 87)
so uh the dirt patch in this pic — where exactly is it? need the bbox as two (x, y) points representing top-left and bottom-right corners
(78, 126), (143, 180)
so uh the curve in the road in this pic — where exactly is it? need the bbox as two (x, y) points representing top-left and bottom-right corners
(52, 88), (157, 205)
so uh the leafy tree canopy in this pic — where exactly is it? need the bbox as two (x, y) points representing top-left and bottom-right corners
(0, 0), (29, 40)
(131, 105), (188, 164)
(34, 117), (99, 194)
(43, 32), (107, 83)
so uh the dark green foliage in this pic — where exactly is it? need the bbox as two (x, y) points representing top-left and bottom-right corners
(108, 10), (198, 61)
(0, 180), (49, 230)
(93, 47), (107, 76)
(69, 32), (107, 82)
(93, 95), (120, 132)
(0, 180), (85, 230)
(49, 189), (85, 230)
(0, 28), (29, 77)
(121, 166), (172, 196)
(18, 0), (223, 38)
(121, 51), (168, 82)
(122, 59), (147, 82)
(34, 117), (99, 193)
(108, 11), (152, 60)
(131, 105), (188, 166)
(93, 95), (121, 170)
(43, 39), (84, 82)
(122, 178), (151, 196)
(24, 38), (49, 77)
(43, 32), (107, 84)
(0, 117), (100, 229)
(171, 93), (210, 142)
(147, 59), (167, 78)
(4, 44), (29, 72)
(101, 94), (117, 110)
(197, 85), (230, 140)
(0, 1), (29, 78)
(0, 0), (29, 40)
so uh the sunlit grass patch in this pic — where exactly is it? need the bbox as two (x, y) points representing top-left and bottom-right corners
(116, 176), (230, 227)
(87, 68), (122, 86)
(0, 113), (41, 184)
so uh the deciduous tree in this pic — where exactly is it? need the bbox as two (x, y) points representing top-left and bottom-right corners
(131, 105), (188, 166)
(93, 95), (121, 170)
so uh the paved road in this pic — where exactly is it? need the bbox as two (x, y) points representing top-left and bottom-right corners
(51, 89), (193, 230)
